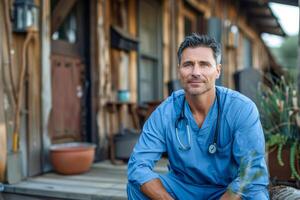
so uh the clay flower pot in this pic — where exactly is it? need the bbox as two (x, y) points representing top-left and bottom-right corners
(50, 142), (96, 175)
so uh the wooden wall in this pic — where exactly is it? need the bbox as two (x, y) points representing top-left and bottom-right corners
(209, 0), (272, 88)
(95, 0), (112, 158)
(0, 0), (8, 182)
(0, 0), (42, 178)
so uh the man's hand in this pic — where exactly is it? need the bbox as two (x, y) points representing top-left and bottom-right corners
(140, 178), (175, 200)
(219, 191), (241, 200)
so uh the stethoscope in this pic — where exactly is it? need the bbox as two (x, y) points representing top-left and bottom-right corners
(175, 89), (221, 154)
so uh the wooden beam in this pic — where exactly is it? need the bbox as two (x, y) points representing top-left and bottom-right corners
(128, 0), (137, 102)
(51, 0), (77, 34)
(27, 31), (42, 176)
(185, 0), (209, 14)
(163, 0), (170, 98)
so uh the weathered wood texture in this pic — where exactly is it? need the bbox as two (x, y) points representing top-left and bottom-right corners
(1, 193), (64, 200)
(40, 0), (52, 172)
(27, 31), (42, 176)
(128, 0), (137, 101)
(48, 55), (83, 143)
(0, 0), (8, 182)
(3, 159), (168, 200)
(3, 162), (129, 200)
(0, 0), (43, 178)
(162, 0), (170, 97)
(96, 0), (112, 157)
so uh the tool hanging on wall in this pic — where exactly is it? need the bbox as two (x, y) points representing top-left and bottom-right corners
(7, 29), (35, 184)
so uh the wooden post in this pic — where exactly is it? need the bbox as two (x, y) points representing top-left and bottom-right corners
(0, 0), (11, 182)
(163, 0), (171, 97)
(0, 3), (7, 179)
(170, 0), (178, 80)
(128, 0), (137, 102)
(40, 0), (52, 172)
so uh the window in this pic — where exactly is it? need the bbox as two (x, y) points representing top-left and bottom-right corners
(243, 37), (253, 68)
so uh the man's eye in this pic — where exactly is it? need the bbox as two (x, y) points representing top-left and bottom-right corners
(200, 63), (211, 68)
(183, 63), (193, 67)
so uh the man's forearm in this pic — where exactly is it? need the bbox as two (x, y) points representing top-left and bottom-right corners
(220, 191), (241, 200)
(140, 178), (174, 200)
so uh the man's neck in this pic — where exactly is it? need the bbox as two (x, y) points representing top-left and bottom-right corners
(185, 87), (216, 117)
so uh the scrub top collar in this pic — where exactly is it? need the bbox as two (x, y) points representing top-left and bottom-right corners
(183, 91), (219, 132)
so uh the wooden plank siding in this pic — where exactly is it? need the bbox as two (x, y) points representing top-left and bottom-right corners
(162, 0), (171, 97)
(96, 0), (112, 158)
(0, 0), (8, 182)
(128, 0), (138, 102)
(27, 30), (42, 176)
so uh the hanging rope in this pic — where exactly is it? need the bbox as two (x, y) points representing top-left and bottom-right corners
(12, 30), (35, 152)
(3, 0), (17, 105)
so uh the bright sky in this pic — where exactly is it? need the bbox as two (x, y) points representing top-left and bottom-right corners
(261, 3), (299, 47)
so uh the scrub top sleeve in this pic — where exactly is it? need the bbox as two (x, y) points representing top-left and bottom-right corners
(228, 101), (269, 199)
(127, 107), (167, 186)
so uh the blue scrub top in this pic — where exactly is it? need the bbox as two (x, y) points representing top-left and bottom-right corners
(128, 86), (269, 198)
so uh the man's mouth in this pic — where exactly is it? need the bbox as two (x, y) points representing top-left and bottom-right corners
(188, 80), (205, 84)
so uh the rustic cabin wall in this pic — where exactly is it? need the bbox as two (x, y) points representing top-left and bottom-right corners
(169, 0), (178, 83)
(0, 0), (8, 182)
(88, 0), (103, 159)
(218, 0), (238, 88)
(177, 0), (184, 48)
(96, 0), (112, 158)
(26, 29), (42, 176)
(90, 0), (100, 157)
(162, 0), (171, 98)
(12, 0), (41, 177)
(40, 0), (52, 172)
(110, 0), (129, 95)
(1, 0), (30, 179)
(226, 2), (239, 89)
(128, 0), (137, 101)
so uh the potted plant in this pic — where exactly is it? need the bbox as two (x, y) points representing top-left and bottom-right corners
(258, 75), (300, 183)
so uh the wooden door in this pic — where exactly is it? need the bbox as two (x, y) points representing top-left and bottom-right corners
(49, 0), (88, 143)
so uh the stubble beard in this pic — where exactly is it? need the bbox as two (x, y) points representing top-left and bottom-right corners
(184, 83), (214, 96)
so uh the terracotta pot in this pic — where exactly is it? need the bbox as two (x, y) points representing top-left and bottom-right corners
(50, 142), (96, 175)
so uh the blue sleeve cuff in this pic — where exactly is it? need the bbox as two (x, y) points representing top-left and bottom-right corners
(128, 165), (160, 187)
(227, 179), (244, 197)
(228, 179), (269, 199)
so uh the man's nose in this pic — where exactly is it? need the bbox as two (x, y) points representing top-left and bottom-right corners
(191, 64), (203, 75)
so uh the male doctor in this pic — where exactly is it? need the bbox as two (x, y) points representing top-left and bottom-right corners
(127, 34), (269, 200)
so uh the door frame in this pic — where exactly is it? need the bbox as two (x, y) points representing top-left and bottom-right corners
(41, 0), (95, 172)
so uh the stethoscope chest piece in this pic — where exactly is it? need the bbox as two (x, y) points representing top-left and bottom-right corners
(208, 143), (217, 154)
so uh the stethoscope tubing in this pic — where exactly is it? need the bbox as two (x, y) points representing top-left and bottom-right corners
(175, 88), (221, 153)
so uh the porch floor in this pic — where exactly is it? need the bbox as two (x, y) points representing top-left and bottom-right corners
(3, 159), (169, 200)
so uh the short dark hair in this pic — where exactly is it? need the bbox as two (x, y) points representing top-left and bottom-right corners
(177, 33), (222, 65)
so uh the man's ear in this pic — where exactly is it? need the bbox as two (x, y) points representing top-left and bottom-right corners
(216, 64), (222, 79)
(177, 64), (180, 77)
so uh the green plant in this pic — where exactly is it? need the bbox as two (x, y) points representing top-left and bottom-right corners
(258, 75), (300, 180)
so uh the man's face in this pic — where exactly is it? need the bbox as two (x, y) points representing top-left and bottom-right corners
(178, 47), (221, 96)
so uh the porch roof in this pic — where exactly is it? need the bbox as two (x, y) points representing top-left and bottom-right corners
(239, 0), (293, 37)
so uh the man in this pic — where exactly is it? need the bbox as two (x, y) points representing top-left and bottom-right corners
(127, 34), (269, 199)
